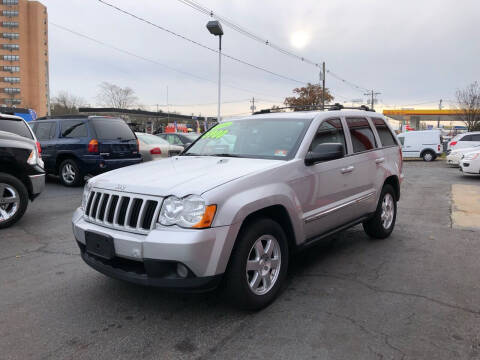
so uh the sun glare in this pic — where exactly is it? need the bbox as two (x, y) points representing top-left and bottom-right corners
(290, 30), (311, 49)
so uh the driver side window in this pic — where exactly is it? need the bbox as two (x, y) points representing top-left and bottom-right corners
(309, 118), (346, 155)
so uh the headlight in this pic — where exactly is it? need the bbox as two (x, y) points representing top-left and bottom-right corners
(159, 195), (216, 228)
(81, 181), (93, 211)
(464, 153), (480, 160)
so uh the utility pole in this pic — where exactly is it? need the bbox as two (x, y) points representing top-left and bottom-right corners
(364, 90), (381, 110)
(321, 62), (326, 110)
(250, 97), (256, 114)
(437, 99), (443, 128)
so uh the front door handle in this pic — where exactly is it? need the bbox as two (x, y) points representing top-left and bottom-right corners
(375, 157), (385, 164)
(341, 166), (355, 174)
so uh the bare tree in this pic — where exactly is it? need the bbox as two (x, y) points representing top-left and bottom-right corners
(96, 82), (138, 109)
(50, 91), (86, 115)
(456, 81), (480, 131)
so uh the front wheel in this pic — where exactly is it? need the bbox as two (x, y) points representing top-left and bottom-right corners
(0, 173), (29, 229)
(363, 184), (397, 239)
(225, 218), (289, 310)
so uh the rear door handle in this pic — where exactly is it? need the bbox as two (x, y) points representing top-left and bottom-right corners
(375, 157), (385, 164)
(341, 166), (355, 174)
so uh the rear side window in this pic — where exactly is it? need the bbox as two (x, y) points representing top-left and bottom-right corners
(61, 120), (87, 138)
(472, 134), (480, 141)
(372, 118), (397, 147)
(0, 118), (33, 139)
(346, 117), (377, 153)
(34, 122), (56, 140)
(461, 135), (473, 141)
(91, 118), (135, 140)
(397, 135), (405, 146)
(309, 118), (346, 155)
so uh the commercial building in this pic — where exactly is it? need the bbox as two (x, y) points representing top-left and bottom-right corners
(0, 0), (49, 117)
(383, 109), (464, 130)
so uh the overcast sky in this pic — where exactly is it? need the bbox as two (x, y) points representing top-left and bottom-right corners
(43, 0), (480, 117)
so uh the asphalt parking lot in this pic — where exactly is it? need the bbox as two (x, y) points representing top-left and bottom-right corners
(1, 161), (480, 360)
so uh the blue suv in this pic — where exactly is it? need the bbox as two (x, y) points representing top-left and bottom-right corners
(32, 116), (142, 186)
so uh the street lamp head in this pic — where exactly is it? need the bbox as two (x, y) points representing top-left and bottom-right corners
(206, 20), (224, 36)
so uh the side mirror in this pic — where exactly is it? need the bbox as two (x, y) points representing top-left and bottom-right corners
(305, 143), (344, 166)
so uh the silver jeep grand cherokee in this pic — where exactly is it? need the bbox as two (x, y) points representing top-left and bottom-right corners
(72, 109), (403, 310)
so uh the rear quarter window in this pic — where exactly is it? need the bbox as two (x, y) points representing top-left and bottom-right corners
(91, 118), (135, 140)
(61, 120), (88, 138)
(0, 118), (33, 139)
(372, 118), (397, 147)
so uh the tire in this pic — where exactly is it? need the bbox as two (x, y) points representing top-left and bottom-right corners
(422, 150), (435, 162)
(363, 184), (397, 239)
(0, 173), (29, 229)
(225, 218), (289, 310)
(59, 159), (83, 187)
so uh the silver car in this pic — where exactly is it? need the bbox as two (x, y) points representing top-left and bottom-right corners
(72, 110), (403, 310)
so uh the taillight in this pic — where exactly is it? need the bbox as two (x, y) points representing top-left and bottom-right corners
(438, 145), (441, 152)
(150, 147), (162, 155)
(450, 141), (457, 147)
(88, 139), (99, 153)
(36, 141), (42, 155)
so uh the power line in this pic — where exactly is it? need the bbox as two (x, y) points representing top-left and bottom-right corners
(97, 0), (308, 85)
(175, 0), (371, 93)
(50, 22), (286, 101)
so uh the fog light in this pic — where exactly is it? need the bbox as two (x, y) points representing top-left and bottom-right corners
(176, 263), (189, 278)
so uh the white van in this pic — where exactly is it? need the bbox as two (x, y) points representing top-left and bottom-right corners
(447, 132), (480, 152)
(397, 130), (443, 161)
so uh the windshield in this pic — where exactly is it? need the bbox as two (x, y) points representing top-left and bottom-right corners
(0, 118), (33, 139)
(91, 118), (135, 140)
(183, 118), (310, 159)
(136, 133), (169, 145)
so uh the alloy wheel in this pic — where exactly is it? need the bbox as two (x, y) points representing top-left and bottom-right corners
(381, 193), (394, 229)
(62, 163), (76, 184)
(0, 183), (20, 223)
(246, 235), (282, 295)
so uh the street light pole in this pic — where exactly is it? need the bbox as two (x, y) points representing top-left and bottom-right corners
(206, 20), (224, 123)
(217, 34), (222, 122)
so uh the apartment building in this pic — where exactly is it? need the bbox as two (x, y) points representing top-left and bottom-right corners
(0, 0), (49, 117)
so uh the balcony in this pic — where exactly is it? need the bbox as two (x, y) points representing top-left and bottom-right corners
(4, 87), (20, 94)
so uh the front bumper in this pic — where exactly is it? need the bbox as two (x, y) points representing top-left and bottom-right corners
(446, 155), (461, 166)
(72, 208), (233, 289)
(460, 160), (480, 174)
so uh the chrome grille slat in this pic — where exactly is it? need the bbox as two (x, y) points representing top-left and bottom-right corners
(83, 189), (162, 235)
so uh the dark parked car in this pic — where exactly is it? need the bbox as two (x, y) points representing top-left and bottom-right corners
(31, 116), (142, 187)
(156, 132), (200, 149)
(0, 130), (45, 228)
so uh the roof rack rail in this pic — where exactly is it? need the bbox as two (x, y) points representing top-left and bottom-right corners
(252, 103), (375, 115)
(36, 115), (89, 120)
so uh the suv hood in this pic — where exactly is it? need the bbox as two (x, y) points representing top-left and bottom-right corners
(91, 156), (284, 197)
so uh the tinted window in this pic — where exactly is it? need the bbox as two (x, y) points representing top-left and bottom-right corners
(346, 117), (377, 153)
(397, 135), (405, 146)
(461, 135), (473, 141)
(372, 118), (397, 147)
(34, 122), (55, 140)
(61, 120), (87, 138)
(91, 118), (135, 140)
(471, 134), (480, 141)
(0, 118), (33, 139)
(309, 118), (346, 155)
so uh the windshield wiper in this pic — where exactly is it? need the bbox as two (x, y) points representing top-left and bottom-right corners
(211, 153), (242, 158)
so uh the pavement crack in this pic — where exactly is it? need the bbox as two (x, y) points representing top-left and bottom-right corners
(300, 272), (480, 316)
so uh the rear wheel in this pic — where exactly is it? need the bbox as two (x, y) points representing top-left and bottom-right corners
(225, 218), (289, 310)
(59, 159), (83, 187)
(422, 150), (435, 162)
(363, 184), (397, 239)
(0, 173), (29, 229)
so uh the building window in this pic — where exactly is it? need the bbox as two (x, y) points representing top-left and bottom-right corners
(1, 44), (18, 51)
(2, 0), (19, 5)
(3, 65), (19, 72)
(4, 87), (20, 94)
(2, 21), (18, 28)
(3, 54), (19, 61)
(2, 33), (19, 39)
(2, 98), (20, 105)
(2, 10), (18, 17)
(3, 77), (19, 83)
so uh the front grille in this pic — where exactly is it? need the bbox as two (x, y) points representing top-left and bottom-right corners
(84, 189), (162, 234)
